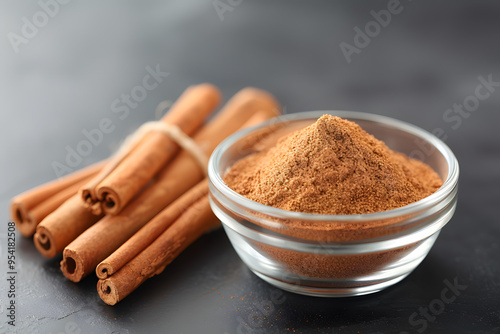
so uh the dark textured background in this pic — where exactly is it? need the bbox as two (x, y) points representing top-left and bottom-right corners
(0, 1), (499, 333)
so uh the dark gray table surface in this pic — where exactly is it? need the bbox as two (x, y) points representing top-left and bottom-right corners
(1, 1), (499, 333)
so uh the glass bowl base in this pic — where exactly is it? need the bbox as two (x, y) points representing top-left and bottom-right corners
(252, 270), (410, 297)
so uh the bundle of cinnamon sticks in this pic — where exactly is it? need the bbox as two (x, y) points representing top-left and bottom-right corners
(11, 84), (281, 305)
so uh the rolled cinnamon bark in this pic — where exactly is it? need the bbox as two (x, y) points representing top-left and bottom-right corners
(81, 83), (221, 215)
(96, 111), (275, 304)
(96, 179), (209, 279)
(10, 160), (105, 237)
(33, 194), (103, 258)
(97, 196), (218, 305)
(61, 87), (281, 282)
(96, 110), (275, 280)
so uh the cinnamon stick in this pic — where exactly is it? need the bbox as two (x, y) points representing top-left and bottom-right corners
(96, 179), (209, 279)
(97, 195), (218, 305)
(96, 112), (275, 304)
(96, 110), (276, 280)
(61, 87), (281, 282)
(33, 194), (103, 258)
(81, 83), (221, 215)
(11, 160), (105, 237)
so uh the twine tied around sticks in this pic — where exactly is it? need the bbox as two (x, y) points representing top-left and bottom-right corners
(123, 121), (209, 175)
(85, 117), (208, 193)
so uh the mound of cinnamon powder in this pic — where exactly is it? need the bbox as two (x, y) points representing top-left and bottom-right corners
(225, 115), (442, 215)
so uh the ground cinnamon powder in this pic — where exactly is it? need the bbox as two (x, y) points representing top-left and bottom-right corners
(225, 115), (442, 215)
(223, 115), (444, 282)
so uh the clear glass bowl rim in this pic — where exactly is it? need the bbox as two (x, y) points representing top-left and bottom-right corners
(208, 110), (459, 223)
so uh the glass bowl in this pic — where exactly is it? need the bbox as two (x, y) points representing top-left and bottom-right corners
(208, 111), (459, 297)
